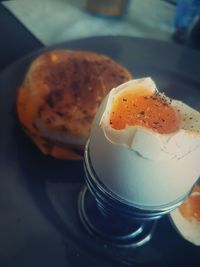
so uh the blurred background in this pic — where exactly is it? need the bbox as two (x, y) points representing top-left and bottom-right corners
(0, 0), (199, 69)
(2, 0), (175, 45)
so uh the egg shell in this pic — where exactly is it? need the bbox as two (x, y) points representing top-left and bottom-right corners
(89, 78), (200, 208)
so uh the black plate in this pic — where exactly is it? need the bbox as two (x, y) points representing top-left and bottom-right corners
(0, 36), (200, 267)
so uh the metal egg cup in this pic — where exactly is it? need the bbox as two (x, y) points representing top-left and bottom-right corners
(78, 140), (189, 247)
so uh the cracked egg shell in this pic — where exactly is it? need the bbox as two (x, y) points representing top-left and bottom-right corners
(89, 78), (200, 207)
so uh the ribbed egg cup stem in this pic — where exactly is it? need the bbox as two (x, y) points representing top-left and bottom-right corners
(78, 140), (187, 247)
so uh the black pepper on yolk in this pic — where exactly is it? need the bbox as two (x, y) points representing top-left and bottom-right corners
(109, 87), (180, 134)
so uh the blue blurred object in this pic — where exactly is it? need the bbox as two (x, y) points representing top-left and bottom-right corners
(172, 0), (200, 44)
(174, 0), (200, 29)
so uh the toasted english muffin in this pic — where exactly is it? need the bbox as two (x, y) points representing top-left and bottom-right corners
(17, 50), (132, 159)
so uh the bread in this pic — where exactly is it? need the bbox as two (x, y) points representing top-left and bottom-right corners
(17, 50), (132, 159)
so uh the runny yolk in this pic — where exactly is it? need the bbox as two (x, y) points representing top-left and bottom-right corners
(109, 87), (180, 134)
(179, 185), (200, 222)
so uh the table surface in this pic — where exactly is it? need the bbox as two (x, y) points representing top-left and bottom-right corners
(2, 0), (175, 46)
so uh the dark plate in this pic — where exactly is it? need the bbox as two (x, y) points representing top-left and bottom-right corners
(0, 36), (200, 267)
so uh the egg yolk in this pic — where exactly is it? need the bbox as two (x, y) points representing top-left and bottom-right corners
(109, 87), (180, 134)
(179, 185), (200, 222)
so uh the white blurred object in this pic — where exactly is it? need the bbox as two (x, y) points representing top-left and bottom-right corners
(3, 0), (175, 45)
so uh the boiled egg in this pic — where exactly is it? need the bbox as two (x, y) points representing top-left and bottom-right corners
(170, 184), (200, 245)
(89, 78), (200, 208)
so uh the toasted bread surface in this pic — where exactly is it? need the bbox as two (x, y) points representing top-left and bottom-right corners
(17, 50), (132, 159)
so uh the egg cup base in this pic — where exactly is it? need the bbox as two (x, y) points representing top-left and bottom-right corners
(78, 186), (157, 248)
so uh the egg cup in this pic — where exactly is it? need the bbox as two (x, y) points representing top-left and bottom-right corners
(78, 140), (188, 247)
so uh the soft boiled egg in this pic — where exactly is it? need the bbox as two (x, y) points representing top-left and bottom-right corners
(89, 78), (200, 208)
(170, 184), (200, 245)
